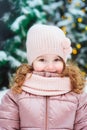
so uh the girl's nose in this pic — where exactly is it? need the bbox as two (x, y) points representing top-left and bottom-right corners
(45, 63), (56, 72)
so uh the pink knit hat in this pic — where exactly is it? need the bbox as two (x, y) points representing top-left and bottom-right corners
(26, 24), (72, 64)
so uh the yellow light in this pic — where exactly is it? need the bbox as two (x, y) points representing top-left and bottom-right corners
(77, 17), (83, 23)
(81, 71), (86, 76)
(61, 26), (66, 30)
(61, 26), (67, 34)
(64, 31), (67, 34)
(72, 48), (77, 54)
(76, 43), (81, 49)
(85, 26), (87, 31)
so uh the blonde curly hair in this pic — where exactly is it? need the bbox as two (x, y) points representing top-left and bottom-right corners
(61, 62), (85, 94)
(11, 64), (33, 93)
(11, 62), (85, 94)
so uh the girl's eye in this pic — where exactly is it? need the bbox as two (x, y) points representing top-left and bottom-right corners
(54, 58), (60, 62)
(39, 59), (45, 62)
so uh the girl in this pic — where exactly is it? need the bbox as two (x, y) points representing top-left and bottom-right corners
(0, 24), (87, 130)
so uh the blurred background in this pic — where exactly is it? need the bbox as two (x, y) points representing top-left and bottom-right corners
(0, 0), (87, 91)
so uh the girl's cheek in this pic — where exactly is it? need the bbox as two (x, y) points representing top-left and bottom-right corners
(56, 62), (64, 73)
(33, 63), (44, 71)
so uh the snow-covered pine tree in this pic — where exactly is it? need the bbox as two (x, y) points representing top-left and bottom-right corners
(0, 0), (46, 89)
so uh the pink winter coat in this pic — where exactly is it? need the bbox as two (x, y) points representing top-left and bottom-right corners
(0, 74), (87, 130)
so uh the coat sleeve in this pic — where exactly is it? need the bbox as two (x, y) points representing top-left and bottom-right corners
(0, 90), (20, 130)
(74, 93), (87, 130)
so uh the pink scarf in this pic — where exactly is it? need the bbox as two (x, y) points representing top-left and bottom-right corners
(22, 72), (72, 96)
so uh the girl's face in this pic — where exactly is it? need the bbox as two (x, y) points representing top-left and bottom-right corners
(33, 54), (65, 74)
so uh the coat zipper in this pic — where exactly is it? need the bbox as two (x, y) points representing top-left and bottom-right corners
(45, 96), (48, 130)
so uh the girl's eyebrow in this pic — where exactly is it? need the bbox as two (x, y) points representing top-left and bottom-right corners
(54, 56), (61, 59)
(37, 56), (44, 60)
